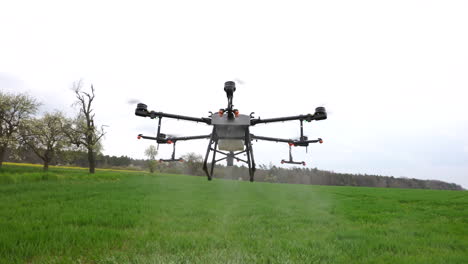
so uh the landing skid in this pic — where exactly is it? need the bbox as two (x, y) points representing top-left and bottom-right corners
(281, 145), (306, 166)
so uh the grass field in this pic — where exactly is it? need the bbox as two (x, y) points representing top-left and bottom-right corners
(0, 164), (467, 263)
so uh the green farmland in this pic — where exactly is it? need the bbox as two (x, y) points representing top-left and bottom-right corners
(0, 165), (467, 263)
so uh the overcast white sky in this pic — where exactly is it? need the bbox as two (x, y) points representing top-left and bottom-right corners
(1, 0), (467, 187)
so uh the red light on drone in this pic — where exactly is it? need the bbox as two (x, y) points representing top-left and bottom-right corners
(167, 140), (173, 144)
(234, 110), (239, 117)
(319, 139), (323, 144)
(137, 136), (141, 139)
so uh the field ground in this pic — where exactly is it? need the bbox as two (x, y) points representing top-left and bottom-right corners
(0, 164), (467, 263)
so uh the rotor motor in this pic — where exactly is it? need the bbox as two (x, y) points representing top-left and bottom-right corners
(224, 81), (236, 98)
(135, 103), (148, 116)
(314, 107), (327, 120)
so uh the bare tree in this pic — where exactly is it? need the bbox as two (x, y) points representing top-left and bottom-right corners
(19, 111), (70, 171)
(0, 91), (39, 168)
(66, 81), (105, 173)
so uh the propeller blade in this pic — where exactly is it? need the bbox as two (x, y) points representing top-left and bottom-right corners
(233, 78), (245, 85)
(127, 99), (141, 105)
(166, 133), (182, 138)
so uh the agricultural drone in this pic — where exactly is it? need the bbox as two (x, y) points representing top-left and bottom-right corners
(135, 81), (327, 182)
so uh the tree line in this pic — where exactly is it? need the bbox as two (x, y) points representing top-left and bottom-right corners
(4, 143), (463, 191)
(0, 81), (104, 172)
(5, 148), (137, 168)
(159, 157), (464, 191)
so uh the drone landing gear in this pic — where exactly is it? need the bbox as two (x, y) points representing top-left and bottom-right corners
(281, 145), (306, 166)
(159, 141), (184, 163)
(203, 128), (256, 182)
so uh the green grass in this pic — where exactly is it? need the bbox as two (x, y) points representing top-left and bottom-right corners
(0, 165), (467, 263)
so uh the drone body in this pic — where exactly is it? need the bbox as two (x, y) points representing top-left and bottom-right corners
(135, 81), (327, 182)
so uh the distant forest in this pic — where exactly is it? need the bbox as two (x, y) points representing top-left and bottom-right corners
(6, 148), (463, 191)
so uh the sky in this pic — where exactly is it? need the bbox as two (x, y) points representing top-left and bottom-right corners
(1, 0), (467, 188)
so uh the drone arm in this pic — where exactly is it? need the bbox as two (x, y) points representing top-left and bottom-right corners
(137, 133), (211, 143)
(166, 135), (211, 142)
(250, 107), (327, 125)
(137, 134), (158, 141)
(135, 105), (211, 124)
(294, 138), (323, 145)
(251, 115), (307, 125)
(251, 134), (292, 144)
(154, 111), (211, 124)
(251, 114), (326, 125)
(146, 111), (211, 124)
(251, 134), (323, 146)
